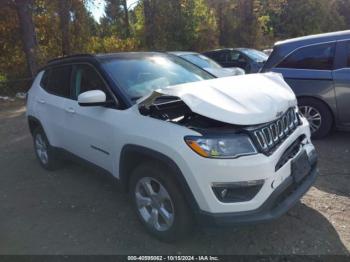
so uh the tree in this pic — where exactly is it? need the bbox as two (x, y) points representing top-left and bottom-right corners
(335, 0), (350, 28)
(274, 0), (345, 39)
(0, 4), (26, 79)
(1, 0), (39, 76)
(58, 0), (71, 55)
(70, 0), (99, 53)
(134, 0), (217, 50)
(101, 0), (131, 38)
(121, 0), (130, 37)
(1, 0), (350, 83)
(142, 0), (157, 48)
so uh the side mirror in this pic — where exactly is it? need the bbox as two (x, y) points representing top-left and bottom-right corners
(78, 90), (106, 106)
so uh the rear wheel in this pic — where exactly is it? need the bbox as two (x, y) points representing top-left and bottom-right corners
(129, 163), (193, 242)
(298, 97), (333, 139)
(33, 127), (60, 170)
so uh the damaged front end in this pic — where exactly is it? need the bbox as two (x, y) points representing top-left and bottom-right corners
(138, 94), (238, 133)
(138, 94), (257, 159)
(137, 73), (302, 158)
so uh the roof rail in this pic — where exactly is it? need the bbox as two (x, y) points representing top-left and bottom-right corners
(47, 53), (95, 64)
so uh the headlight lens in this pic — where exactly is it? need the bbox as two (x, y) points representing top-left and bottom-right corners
(184, 134), (257, 158)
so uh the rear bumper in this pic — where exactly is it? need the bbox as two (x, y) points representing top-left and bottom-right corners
(196, 162), (319, 226)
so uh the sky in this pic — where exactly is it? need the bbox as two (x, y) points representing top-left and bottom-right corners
(87, 0), (139, 22)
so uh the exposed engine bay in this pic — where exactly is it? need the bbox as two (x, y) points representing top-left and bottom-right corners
(138, 96), (239, 133)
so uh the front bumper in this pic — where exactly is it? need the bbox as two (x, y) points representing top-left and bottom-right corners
(197, 158), (318, 225)
(178, 116), (316, 214)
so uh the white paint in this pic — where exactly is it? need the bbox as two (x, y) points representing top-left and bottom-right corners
(27, 70), (315, 215)
(78, 90), (106, 104)
(139, 73), (297, 125)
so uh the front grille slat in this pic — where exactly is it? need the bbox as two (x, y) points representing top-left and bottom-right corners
(249, 108), (301, 155)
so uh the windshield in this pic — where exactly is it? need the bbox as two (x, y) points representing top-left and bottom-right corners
(102, 54), (214, 101)
(181, 54), (222, 69)
(241, 49), (268, 63)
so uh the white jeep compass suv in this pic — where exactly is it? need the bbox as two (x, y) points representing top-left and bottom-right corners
(26, 53), (318, 241)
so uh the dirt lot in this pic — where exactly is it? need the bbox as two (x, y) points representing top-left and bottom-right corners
(0, 101), (349, 255)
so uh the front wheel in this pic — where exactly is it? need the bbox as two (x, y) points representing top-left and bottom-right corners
(298, 97), (333, 139)
(129, 163), (193, 242)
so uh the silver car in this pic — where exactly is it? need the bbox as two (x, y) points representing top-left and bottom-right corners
(262, 30), (350, 138)
(169, 51), (245, 77)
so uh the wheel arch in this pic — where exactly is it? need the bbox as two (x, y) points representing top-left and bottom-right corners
(119, 144), (199, 211)
(27, 115), (44, 135)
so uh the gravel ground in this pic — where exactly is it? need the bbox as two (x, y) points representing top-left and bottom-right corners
(0, 101), (349, 255)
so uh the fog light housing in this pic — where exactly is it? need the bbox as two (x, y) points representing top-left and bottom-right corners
(212, 180), (264, 203)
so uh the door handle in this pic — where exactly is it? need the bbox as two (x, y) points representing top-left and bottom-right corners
(65, 107), (75, 114)
(37, 99), (45, 104)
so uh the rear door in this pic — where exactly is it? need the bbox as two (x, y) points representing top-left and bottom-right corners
(270, 42), (336, 108)
(332, 40), (350, 125)
(36, 65), (72, 147)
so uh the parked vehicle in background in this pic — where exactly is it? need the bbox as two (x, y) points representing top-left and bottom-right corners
(203, 48), (268, 73)
(169, 51), (245, 77)
(263, 49), (273, 56)
(26, 52), (318, 241)
(262, 30), (350, 138)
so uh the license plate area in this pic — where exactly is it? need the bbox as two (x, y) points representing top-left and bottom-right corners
(291, 150), (311, 183)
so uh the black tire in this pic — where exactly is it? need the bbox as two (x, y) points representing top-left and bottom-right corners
(298, 97), (333, 139)
(129, 162), (193, 242)
(32, 127), (60, 170)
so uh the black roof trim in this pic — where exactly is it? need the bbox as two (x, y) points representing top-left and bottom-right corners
(47, 54), (95, 64)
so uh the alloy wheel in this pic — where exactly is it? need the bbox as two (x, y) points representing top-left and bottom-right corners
(299, 105), (322, 134)
(35, 133), (48, 165)
(135, 177), (175, 232)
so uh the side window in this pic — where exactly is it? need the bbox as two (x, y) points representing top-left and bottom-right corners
(216, 51), (227, 62)
(46, 65), (72, 98)
(229, 51), (241, 62)
(40, 70), (50, 90)
(278, 43), (335, 70)
(72, 64), (111, 100)
(207, 52), (226, 62)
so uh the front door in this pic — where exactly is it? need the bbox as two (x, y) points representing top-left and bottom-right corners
(63, 63), (117, 173)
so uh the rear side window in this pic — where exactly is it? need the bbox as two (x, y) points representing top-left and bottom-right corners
(214, 51), (227, 62)
(347, 42), (350, 67)
(40, 70), (50, 89)
(45, 66), (72, 98)
(206, 52), (226, 62)
(277, 43), (335, 70)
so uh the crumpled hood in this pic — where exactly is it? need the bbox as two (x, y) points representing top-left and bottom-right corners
(138, 73), (297, 125)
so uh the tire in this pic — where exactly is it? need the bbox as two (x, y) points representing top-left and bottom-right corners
(33, 127), (60, 170)
(298, 97), (333, 139)
(129, 162), (193, 242)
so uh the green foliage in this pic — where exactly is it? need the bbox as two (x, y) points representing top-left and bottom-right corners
(273, 0), (346, 39)
(1, 0), (350, 81)
(86, 36), (139, 53)
(0, 6), (27, 79)
(133, 0), (218, 51)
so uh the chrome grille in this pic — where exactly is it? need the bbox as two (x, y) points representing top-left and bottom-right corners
(249, 108), (300, 155)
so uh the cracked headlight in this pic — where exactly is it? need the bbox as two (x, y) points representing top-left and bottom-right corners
(184, 134), (257, 159)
